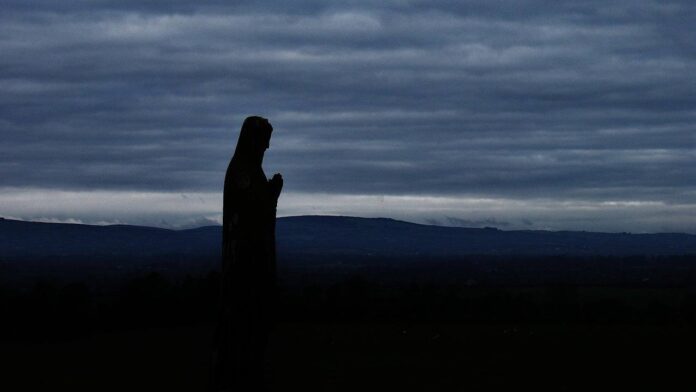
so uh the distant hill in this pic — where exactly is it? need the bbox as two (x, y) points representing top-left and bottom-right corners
(2, 215), (696, 265)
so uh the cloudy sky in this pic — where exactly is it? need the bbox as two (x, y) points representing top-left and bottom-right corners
(1, 1), (695, 232)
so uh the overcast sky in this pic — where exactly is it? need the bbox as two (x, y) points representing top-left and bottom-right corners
(1, 1), (695, 232)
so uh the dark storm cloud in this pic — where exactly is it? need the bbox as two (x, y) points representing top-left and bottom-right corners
(1, 1), (694, 216)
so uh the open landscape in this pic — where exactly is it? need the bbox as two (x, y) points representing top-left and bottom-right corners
(2, 216), (696, 390)
(2, 1), (694, 390)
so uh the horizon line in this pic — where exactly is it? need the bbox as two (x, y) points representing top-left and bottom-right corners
(2, 215), (694, 236)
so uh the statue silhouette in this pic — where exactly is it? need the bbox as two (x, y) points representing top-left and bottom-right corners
(211, 116), (282, 391)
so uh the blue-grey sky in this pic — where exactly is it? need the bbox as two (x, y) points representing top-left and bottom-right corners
(1, 1), (695, 232)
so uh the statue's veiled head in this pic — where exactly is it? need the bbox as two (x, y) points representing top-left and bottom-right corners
(233, 116), (273, 166)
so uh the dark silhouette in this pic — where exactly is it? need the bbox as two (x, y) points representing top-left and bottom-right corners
(211, 116), (282, 391)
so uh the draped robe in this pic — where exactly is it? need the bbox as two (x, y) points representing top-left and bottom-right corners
(212, 116), (279, 391)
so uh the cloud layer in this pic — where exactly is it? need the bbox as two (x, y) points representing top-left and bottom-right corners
(1, 1), (695, 231)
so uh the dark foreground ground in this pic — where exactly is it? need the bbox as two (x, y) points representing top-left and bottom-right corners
(2, 321), (695, 391)
(4, 253), (696, 390)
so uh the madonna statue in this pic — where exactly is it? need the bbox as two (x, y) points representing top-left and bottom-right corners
(211, 116), (282, 391)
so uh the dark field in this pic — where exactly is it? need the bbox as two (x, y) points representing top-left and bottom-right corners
(3, 222), (696, 391)
(3, 321), (695, 391)
(3, 264), (696, 391)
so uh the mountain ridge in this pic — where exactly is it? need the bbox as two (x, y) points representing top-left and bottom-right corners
(2, 214), (691, 236)
(2, 215), (696, 262)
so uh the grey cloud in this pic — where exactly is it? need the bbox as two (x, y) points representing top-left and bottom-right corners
(1, 1), (695, 231)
